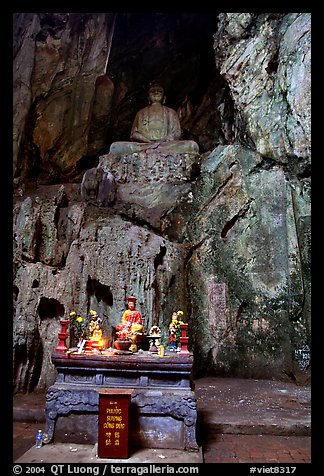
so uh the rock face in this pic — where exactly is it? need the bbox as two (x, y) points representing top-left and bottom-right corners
(13, 13), (311, 392)
(213, 13), (311, 162)
(164, 145), (310, 378)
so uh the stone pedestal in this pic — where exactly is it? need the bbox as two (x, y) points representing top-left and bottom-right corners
(45, 351), (198, 451)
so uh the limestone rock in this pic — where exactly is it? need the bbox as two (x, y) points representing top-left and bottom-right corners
(214, 13), (311, 162)
(13, 13), (311, 390)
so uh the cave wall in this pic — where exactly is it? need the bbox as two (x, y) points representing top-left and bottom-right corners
(13, 12), (226, 185)
(13, 12), (311, 392)
(213, 13), (311, 162)
(163, 145), (310, 378)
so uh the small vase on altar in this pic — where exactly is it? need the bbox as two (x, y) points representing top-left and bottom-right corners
(55, 319), (69, 353)
(114, 339), (132, 352)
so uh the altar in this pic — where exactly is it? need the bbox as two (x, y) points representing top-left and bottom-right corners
(45, 350), (198, 452)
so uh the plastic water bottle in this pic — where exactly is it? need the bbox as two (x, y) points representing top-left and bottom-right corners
(35, 429), (43, 448)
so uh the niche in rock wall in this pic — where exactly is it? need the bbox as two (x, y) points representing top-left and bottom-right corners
(86, 277), (114, 307)
(14, 328), (43, 393)
(86, 277), (114, 346)
(36, 297), (66, 389)
(15, 12), (235, 185)
(37, 296), (65, 319)
(105, 12), (232, 154)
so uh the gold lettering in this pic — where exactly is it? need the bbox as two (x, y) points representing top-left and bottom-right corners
(116, 423), (125, 429)
(106, 408), (122, 414)
(103, 422), (115, 429)
(106, 416), (123, 422)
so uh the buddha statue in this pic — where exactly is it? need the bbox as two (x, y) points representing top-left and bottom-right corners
(109, 82), (199, 155)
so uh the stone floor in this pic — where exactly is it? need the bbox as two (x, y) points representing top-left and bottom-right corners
(13, 376), (312, 464)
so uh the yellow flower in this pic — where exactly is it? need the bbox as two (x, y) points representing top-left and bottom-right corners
(177, 310), (184, 317)
(70, 311), (76, 317)
(76, 317), (83, 323)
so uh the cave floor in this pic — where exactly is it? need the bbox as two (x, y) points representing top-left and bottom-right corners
(13, 376), (312, 464)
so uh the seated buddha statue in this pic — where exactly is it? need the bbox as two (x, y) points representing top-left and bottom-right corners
(109, 82), (199, 155)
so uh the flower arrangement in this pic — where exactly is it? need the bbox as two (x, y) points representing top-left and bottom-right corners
(69, 310), (91, 343)
(173, 311), (185, 337)
(116, 321), (132, 340)
(176, 310), (184, 320)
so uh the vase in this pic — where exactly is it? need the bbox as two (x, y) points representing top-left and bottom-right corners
(55, 319), (69, 353)
(179, 323), (189, 354)
(114, 339), (132, 351)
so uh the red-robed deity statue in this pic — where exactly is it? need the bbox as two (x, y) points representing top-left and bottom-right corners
(116, 296), (143, 352)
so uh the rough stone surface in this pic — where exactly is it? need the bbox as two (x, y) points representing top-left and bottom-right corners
(13, 13), (311, 392)
(214, 13), (311, 162)
(161, 145), (310, 378)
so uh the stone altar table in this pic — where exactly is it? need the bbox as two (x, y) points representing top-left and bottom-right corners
(45, 350), (198, 451)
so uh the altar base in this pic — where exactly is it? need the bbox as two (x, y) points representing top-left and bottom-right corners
(45, 351), (198, 452)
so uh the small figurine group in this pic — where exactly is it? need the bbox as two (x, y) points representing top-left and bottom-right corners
(114, 298), (187, 354)
(80, 298), (186, 355)
(168, 310), (184, 352)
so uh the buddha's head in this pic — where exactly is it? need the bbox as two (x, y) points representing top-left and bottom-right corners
(148, 82), (166, 104)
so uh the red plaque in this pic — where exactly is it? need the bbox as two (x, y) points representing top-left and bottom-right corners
(98, 389), (133, 459)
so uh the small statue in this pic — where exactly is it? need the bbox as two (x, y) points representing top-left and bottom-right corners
(81, 166), (116, 207)
(116, 296), (143, 352)
(88, 310), (102, 338)
(87, 310), (104, 352)
(169, 311), (184, 352)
